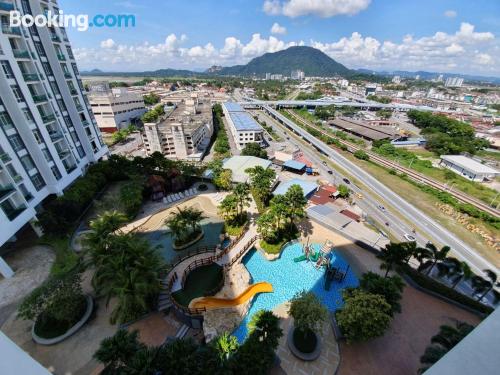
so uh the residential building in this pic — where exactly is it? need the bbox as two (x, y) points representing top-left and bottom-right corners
(142, 94), (213, 161)
(391, 75), (401, 84)
(0, 0), (108, 276)
(0, 331), (51, 375)
(291, 69), (305, 80)
(440, 155), (500, 181)
(265, 72), (271, 80)
(222, 102), (264, 150)
(88, 82), (146, 133)
(445, 77), (464, 87)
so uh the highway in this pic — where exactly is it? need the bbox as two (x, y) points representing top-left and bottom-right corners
(253, 110), (415, 245)
(262, 105), (499, 276)
(284, 109), (500, 218)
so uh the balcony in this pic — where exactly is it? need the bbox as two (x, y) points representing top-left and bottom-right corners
(49, 131), (63, 142)
(58, 150), (70, 159)
(64, 72), (72, 79)
(41, 113), (56, 123)
(13, 49), (31, 59)
(12, 174), (22, 183)
(75, 104), (83, 111)
(4, 204), (27, 221)
(0, 184), (15, 201)
(70, 89), (78, 95)
(2, 25), (21, 36)
(32, 94), (48, 103)
(0, 153), (11, 162)
(50, 34), (60, 42)
(56, 54), (66, 61)
(81, 120), (89, 126)
(23, 73), (40, 82)
(0, 2), (15, 12)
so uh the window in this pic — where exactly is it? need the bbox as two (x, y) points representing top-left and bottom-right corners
(1, 60), (14, 79)
(34, 42), (46, 56)
(51, 166), (61, 180)
(49, 81), (60, 95)
(11, 85), (24, 103)
(32, 129), (43, 144)
(6, 164), (18, 179)
(66, 46), (74, 59)
(19, 183), (32, 200)
(30, 173), (45, 190)
(20, 155), (35, 171)
(0, 111), (14, 130)
(22, 108), (34, 123)
(42, 148), (51, 162)
(76, 145), (85, 158)
(42, 62), (53, 76)
(8, 134), (24, 151)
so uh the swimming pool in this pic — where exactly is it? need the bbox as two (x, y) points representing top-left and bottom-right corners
(233, 242), (359, 342)
(142, 217), (224, 263)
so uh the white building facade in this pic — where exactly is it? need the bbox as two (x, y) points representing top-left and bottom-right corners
(88, 82), (146, 133)
(222, 102), (264, 150)
(440, 155), (500, 181)
(0, 0), (108, 276)
(142, 94), (213, 161)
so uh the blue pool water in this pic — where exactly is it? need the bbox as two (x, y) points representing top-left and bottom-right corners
(143, 218), (224, 263)
(233, 242), (359, 342)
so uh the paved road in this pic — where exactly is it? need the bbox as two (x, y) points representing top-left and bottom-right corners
(262, 105), (498, 276)
(254, 111), (414, 247)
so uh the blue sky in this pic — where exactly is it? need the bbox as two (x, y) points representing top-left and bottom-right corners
(58, 0), (500, 76)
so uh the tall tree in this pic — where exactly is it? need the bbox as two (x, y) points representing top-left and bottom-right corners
(218, 194), (239, 222)
(422, 243), (451, 275)
(284, 184), (307, 230)
(377, 242), (408, 277)
(245, 166), (276, 205)
(232, 183), (252, 217)
(472, 269), (499, 301)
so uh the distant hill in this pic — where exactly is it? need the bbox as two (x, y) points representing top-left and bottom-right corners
(356, 69), (500, 84)
(219, 46), (351, 77)
(81, 68), (201, 78)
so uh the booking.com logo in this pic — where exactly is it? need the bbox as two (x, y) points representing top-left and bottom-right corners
(9, 10), (135, 32)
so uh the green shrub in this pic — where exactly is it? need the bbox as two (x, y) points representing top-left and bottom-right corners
(398, 264), (493, 315)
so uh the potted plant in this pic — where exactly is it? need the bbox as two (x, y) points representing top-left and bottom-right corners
(287, 291), (328, 360)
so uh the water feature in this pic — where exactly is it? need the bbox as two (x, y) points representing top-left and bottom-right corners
(233, 242), (359, 342)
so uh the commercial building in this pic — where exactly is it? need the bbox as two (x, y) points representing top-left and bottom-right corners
(273, 178), (318, 198)
(0, 0), (108, 276)
(329, 118), (395, 141)
(445, 77), (464, 87)
(142, 94), (213, 161)
(440, 155), (500, 181)
(222, 102), (264, 150)
(221, 155), (272, 184)
(88, 82), (146, 133)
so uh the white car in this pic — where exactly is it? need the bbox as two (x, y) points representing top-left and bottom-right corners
(404, 234), (416, 242)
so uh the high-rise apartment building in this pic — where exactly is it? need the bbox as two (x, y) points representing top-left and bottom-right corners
(445, 77), (464, 87)
(0, 0), (108, 275)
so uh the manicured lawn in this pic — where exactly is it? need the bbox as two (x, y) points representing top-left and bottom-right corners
(171, 264), (223, 306)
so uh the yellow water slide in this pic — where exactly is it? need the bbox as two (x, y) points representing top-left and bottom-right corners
(189, 282), (273, 310)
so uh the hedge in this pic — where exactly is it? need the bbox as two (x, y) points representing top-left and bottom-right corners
(398, 264), (493, 315)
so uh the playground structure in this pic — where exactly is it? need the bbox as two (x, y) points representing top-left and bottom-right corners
(324, 262), (350, 291)
(293, 239), (333, 269)
(188, 282), (273, 310)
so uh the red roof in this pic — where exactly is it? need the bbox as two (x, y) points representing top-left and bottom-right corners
(309, 186), (337, 205)
(341, 209), (361, 222)
(294, 155), (313, 168)
(322, 185), (337, 194)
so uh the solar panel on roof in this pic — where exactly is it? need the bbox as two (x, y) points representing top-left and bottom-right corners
(224, 102), (244, 112)
(229, 112), (262, 131)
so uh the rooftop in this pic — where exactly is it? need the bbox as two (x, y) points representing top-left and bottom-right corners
(223, 102), (245, 112)
(273, 178), (319, 197)
(283, 159), (306, 171)
(441, 155), (500, 174)
(224, 102), (262, 132)
(156, 99), (212, 132)
(222, 156), (272, 183)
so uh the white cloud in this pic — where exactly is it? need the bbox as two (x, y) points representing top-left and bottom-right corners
(476, 53), (493, 65)
(271, 22), (287, 35)
(263, 0), (371, 18)
(444, 10), (457, 18)
(76, 23), (499, 76)
(100, 38), (116, 49)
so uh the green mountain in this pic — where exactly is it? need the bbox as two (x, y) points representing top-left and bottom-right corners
(219, 46), (351, 77)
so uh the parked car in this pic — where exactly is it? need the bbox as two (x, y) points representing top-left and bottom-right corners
(343, 178), (351, 184)
(327, 170), (333, 175)
(378, 205), (385, 211)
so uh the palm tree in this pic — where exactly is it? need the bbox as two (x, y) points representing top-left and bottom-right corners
(245, 166), (276, 204)
(269, 194), (289, 232)
(183, 207), (206, 235)
(256, 211), (277, 243)
(437, 258), (473, 289)
(164, 212), (188, 243)
(377, 242), (408, 277)
(422, 243), (451, 275)
(284, 184), (307, 230)
(232, 183), (251, 217)
(218, 195), (239, 222)
(419, 322), (474, 373)
(472, 269), (499, 302)
(85, 210), (128, 248)
(211, 333), (239, 361)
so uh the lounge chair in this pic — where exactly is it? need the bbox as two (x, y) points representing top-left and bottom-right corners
(185, 190), (192, 197)
(174, 193), (180, 200)
(190, 188), (196, 195)
(167, 195), (173, 203)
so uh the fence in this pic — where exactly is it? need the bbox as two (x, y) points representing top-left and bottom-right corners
(226, 235), (260, 267)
